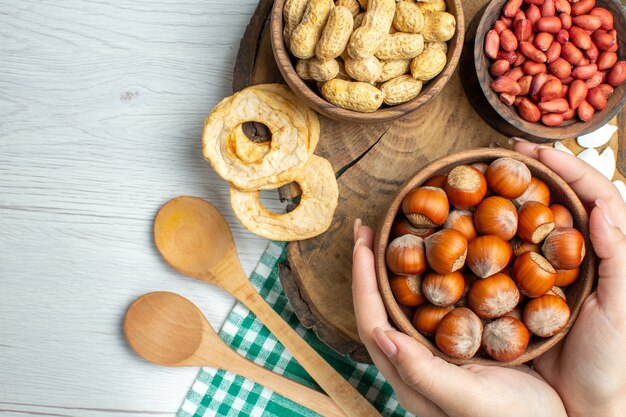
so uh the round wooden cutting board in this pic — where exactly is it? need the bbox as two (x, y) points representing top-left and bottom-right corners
(232, 0), (626, 363)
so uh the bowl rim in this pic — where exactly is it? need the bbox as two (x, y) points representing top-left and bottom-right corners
(270, 0), (466, 123)
(374, 148), (596, 366)
(473, 0), (626, 140)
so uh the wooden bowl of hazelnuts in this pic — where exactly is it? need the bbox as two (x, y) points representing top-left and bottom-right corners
(269, 0), (464, 123)
(374, 148), (596, 366)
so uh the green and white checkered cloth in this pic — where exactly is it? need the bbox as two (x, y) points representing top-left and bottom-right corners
(176, 241), (413, 417)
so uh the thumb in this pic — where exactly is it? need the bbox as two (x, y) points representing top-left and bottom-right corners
(590, 198), (626, 309)
(374, 327), (482, 415)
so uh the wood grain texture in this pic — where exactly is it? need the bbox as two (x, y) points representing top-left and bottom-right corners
(234, 0), (626, 361)
(0, 0), (278, 415)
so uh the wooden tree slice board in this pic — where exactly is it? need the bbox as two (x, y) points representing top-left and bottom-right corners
(233, 0), (626, 363)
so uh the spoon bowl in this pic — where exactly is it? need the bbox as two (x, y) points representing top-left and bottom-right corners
(152, 197), (380, 417)
(154, 196), (239, 286)
(124, 292), (206, 366)
(124, 292), (349, 417)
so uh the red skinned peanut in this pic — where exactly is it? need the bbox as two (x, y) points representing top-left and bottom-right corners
(523, 61), (548, 75)
(577, 100), (595, 121)
(586, 87), (607, 110)
(500, 93), (517, 106)
(515, 19), (533, 42)
(585, 42), (599, 61)
(571, 0), (596, 16)
(597, 83), (614, 97)
(597, 52), (618, 71)
(591, 30), (614, 50)
(562, 108), (577, 119)
(535, 16), (562, 33)
(518, 98), (542, 121)
(534, 32), (554, 51)
(589, 8), (613, 31)
(542, 113), (565, 126)
(572, 64), (598, 80)
(494, 20), (508, 34)
(541, 0), (556, 17)
(555, 0), (571, 14)
(569, 26), (592, 50)
(584, 70), (605, 88)
(606, 30), (618, 52)
(559, 13), (572, 30)
(549, 57), (572, 78)
(497, 49), (519, 64)
(505, 66), (526, 80)
(561, 42), (584, 65)
(491, 59), (512, 77)
(530, 73), (550, 95)
(519, 41), (548, 62)
(540, 78), (563, 101)
(504, 0), (524, 17)
(538, 98), (569, 113)
(568, 79), (588, 109)
(485, 30), (501, 59)
(556, 29), (569, 44)
(491, 76), (523, 94)
(501, 29), (519, 51)
(572, 15), (602, 31)
(607, 61), (626, 86)
(546, 42), (562, 63)
(518, 75), (533, 95)
(526, 5), (541, 26)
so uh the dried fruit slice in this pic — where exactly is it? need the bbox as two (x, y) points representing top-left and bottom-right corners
(230, 155), (338, 241)
(202, 84), (320, 191)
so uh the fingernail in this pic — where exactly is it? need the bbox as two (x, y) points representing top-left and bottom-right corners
(596, 199), (615, 227)
(353, 237), (364, 262)
(354, 218), (362, 242)
(508, 137), (526, 146)
(534, 144), (554, 158)
(374, 327), (398, 357)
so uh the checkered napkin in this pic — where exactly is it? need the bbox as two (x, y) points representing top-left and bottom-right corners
(176, 241), (414, 417)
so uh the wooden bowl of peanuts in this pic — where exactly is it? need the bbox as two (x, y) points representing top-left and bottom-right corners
(464, 0), (626, 142)
(270, 0), (465, 123)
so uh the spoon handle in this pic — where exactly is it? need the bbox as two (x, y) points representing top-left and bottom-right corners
(198, 343), (349, 417)
(233, 279), (381, 417)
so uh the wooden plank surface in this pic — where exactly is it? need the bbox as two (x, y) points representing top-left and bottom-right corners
(0, 1), (276, 415)
(234, 0), (626, 362)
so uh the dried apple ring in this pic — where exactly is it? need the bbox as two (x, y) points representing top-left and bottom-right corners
(203, 84), (320, 191)
(230, 155), (338, 241)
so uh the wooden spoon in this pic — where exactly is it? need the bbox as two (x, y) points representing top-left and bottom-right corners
(124, 292), (347, 417)
(153, 197), (380, 417)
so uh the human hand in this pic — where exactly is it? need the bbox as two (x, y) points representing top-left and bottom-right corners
(512, 138), (626, 417)
(351, 221), (567, 417)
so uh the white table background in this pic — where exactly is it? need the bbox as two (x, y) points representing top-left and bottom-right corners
(0, 1), (285, 415)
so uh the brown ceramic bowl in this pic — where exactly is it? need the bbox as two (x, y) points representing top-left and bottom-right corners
(375, 148), (596, 366)
(462, 0), (626, 142)
(270, 0), (465, 124)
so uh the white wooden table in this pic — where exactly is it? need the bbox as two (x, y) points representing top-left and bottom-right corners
(0, 1), (283, 415)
